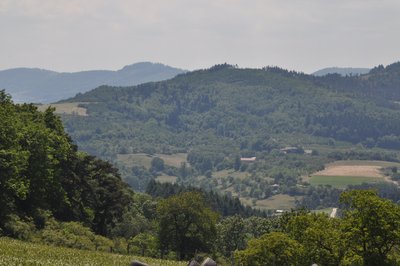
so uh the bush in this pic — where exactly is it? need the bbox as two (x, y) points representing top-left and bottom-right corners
(3, 214), (36, 241)
(40, 219), (112, 251)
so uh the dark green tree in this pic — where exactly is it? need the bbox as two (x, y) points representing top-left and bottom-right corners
(340, 190), (400, 265)
(157, 192), (219, 260)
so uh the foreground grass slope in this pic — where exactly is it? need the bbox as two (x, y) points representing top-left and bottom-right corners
(0, 237), (186, 266)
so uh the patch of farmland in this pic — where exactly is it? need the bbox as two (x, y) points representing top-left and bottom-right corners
(36, 102), (89, 116)
(309, 160), (400, 188)
(314, 165), (383, 178)
(310, 175), (380, 189)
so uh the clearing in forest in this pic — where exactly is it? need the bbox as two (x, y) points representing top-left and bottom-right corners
(37, 102), (89, 116)
(249, 194), (299, 210)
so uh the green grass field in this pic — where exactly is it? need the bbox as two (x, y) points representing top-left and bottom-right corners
(155, 175), (177, 183)
(309, 175), (380, 188)
(249, 194), (299, 210)
(0, 237), (186, 266)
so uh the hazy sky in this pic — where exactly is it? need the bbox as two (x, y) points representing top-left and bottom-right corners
(1, 0), (400, 73)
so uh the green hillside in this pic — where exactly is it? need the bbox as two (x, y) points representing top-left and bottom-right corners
(53, 63), (400, 208)
(3, 79), (400, 265)
(63, 63), (400, 155)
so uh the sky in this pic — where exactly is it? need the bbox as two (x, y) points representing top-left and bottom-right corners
(1, 0), (400, 73)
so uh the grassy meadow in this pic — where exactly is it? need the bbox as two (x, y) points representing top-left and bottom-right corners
(249, 194), (299, 210)
(0, 237), (186, 266)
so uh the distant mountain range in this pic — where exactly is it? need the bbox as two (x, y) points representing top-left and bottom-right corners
(312, 67), (370, 76)
(0, 62), (186, 103)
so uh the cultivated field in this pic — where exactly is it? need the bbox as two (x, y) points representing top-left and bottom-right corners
(0, 237), (186, 266)
(314, 165), (382, 178)
(36, 102), (89, 116)
(309, 160), (399, 188)
(310, 175), (380, 188)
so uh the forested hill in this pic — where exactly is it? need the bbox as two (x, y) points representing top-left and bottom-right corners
(315, 62), (400, 101)
(62, 62), (400, 156)
(0, 62), (186, 103)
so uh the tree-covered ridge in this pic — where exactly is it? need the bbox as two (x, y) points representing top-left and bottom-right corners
(64, 62), (400, 153)
(315, 61), (400, 101)
(145, 180), (268, 217)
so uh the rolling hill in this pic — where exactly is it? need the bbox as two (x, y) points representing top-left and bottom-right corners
(0, 62), (186, 103)
(46, 62), (400, 201)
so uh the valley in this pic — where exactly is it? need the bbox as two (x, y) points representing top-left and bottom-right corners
(52, 63), (400, 212)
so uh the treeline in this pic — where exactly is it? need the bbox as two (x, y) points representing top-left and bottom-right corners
(146, 180), (269, 217)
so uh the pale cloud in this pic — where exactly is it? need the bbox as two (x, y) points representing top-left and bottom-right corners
(0, 0), (399, 72)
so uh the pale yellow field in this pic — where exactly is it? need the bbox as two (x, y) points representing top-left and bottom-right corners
(36, 102), (89, 116)
(309, 160), (400, 186)
(314, 165), (383, 178)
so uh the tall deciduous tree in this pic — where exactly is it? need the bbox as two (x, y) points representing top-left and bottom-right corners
(216, 215), (246, 257)
(157, 192), (219, 260)
(340, 190), (400, 265)
(235, 232), (304, 266)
